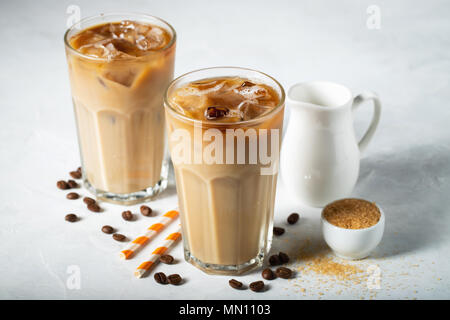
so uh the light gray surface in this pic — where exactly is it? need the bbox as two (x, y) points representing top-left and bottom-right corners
(0, 0), (449, 299)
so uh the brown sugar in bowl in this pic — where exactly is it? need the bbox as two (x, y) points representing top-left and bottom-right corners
(321, 198), (385, 260)
(323, 198), (381, 229)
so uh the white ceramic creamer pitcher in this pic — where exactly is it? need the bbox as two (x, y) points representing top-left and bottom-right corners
(280, 81), (381, 207)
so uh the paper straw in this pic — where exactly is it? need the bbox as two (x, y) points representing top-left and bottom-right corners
(119, 209), (179, 259)
(134, 228), (182, 278)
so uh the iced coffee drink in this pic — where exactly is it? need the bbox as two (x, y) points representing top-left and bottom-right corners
(165, 67), (285, 274)
(64, 14), (176, 204)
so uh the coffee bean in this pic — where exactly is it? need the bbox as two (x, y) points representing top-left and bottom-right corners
(57, 180), (69, 190)
(65, 214), (78, 222)
(287, 213), (299, 225)
(262, 268), (275, 280)
(204, 106), (229, 120)
(69, 171), (82, 179)
(112, 233), (126, 242)
(66, 192), (79, 200)
(278, 252), (290, 264)
(275, 267), (292, 279)
(83, 197), (96, 205)
(67, 180), (78, 188)
(140, 205), (152, 216)
(229, 279), (243, 289)
(154, 272), (168, 284)
(77, 167), (82, 173)
(249, 281), (265, 292)
(269, 254), (281, 266)
(87, 203), (101, 212)
(273, 227), (285, 236)
(101, 225), (114, 234)
(160, 254), (174, 264)
(168, 274), (182, 285)
(122, 210), (133, 221)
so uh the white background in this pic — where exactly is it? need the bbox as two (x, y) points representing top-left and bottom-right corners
(0, 0), (449, 299)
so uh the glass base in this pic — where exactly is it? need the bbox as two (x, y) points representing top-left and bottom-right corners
(184, 249), (264, 275)
(83, 162), (169, 205)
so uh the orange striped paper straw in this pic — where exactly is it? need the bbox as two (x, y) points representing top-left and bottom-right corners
(134, 228), (182, 278)
(119, 209), (179, 259)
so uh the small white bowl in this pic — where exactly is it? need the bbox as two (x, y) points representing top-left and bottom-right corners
(321, 204), (385, 260)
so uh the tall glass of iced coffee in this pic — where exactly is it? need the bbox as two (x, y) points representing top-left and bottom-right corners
(165, 67), (285, 274)
(64, 13), (176, 204)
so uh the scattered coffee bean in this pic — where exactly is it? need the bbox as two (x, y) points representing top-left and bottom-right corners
(83, 197), (96, 205)
(57, 180), (69, 190)
(204, 106), (229, 120)
(67, 180), (78, 188)
(140, 205), (152, 216)
(273, 227), (285, 236)
(66, 192), (79, 200)
(269, 254), (281, 266)
(160, 254), (174, 264)
(168, 274), (182, 285)
(287, 213), (299, 225)
(229, 279), (243, 289)
(112, 233), (126, 242)
(69, 171), (82, 179)
(154, 272), (168, 284)
(275, 267), (292, 279)
(101, 225), (114, 234)
(87, 203), (101, 212)
(262, 268), (275, 280)
(278, 252), (290, 264)
(65, 214), (78, 222)
(249, 281), (265, 292)
(122, 210), (133, 221)
(77, 167), (82, 173)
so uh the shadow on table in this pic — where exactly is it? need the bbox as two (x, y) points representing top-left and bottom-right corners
(260, 144), (450, 270)
(355, 144), (450, 258)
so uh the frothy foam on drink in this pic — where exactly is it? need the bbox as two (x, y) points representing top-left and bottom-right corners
(169, 77), (280, 122)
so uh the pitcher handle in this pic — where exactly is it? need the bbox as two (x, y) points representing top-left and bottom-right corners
(352, 90), (382, 154)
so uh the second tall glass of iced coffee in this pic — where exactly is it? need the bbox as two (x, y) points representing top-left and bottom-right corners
(165, 67), (285, 274)
(64, 13), (176, 204)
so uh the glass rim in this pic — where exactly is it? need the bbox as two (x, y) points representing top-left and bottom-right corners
(63, 12), (177, 61)
(164, 66), (286, 127)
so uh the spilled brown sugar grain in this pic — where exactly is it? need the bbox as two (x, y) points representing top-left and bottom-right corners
(323, 198), (380, 229)
(296, 249), (365, 282)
